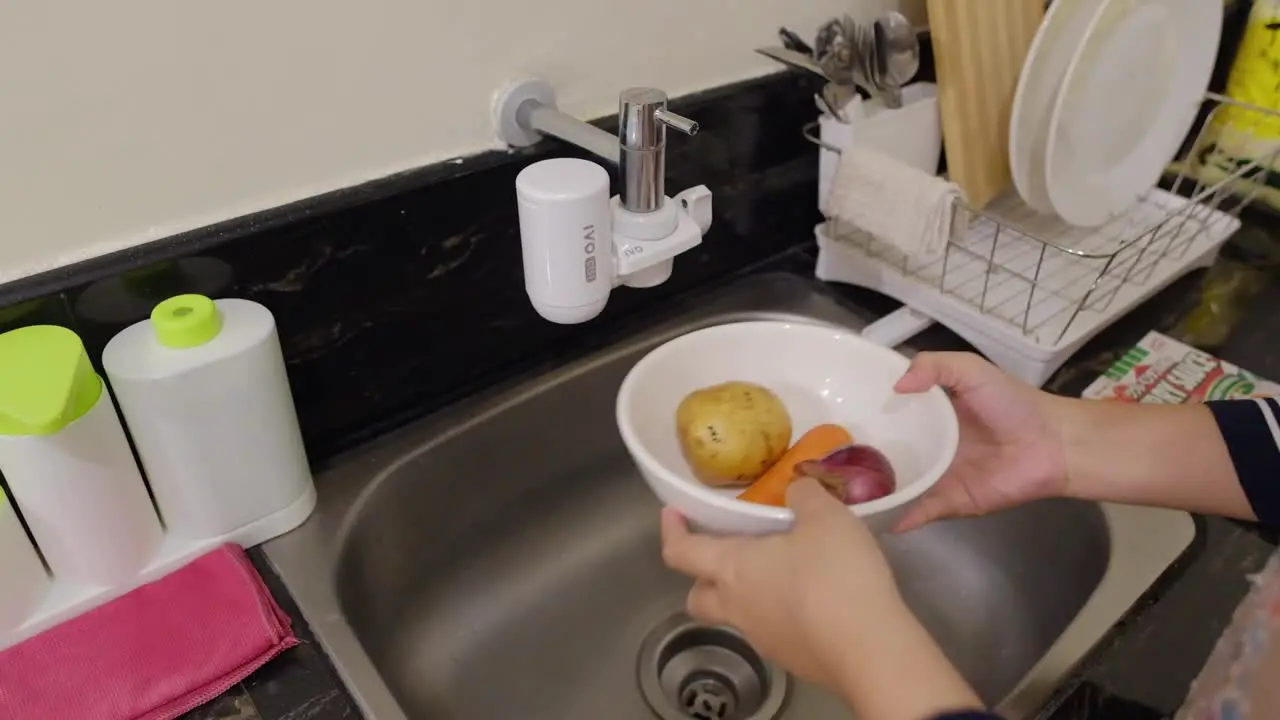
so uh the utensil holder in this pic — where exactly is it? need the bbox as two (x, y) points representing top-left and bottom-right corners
(817, 81), (942, 207)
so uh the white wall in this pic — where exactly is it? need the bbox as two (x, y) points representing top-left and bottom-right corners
(0, 0), (922, 284)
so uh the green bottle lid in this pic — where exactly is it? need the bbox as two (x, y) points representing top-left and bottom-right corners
(151, 294), (223, 349)
(0, 325), (103, 436)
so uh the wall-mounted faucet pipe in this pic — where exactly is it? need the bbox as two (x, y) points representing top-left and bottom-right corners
(515, 101), (621, 165)
(506, 83), (699, 215)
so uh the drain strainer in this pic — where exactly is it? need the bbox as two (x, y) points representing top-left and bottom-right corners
(637, 613), (788, 720)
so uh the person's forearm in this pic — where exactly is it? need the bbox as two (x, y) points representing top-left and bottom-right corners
(1052, 396), (1255, 520)
(834, 593), (983, 720)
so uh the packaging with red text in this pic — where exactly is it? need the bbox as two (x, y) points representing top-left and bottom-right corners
(1081, 331), (1280, 403)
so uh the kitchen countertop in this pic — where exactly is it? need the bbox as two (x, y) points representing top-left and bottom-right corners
(185, 215), (1280, 720)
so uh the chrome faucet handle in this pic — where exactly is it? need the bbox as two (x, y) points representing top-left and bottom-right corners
(618, 88), (699, 213)
(655, 108), (699, 136)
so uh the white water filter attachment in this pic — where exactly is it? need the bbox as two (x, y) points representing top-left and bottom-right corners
(102, 294), (316, 547)
(0, 487), (49, 632)
(516, 157), (615, 324)
(0, 325), (164, 587)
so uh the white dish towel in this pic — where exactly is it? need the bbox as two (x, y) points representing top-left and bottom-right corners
(820, 142), (967, 263)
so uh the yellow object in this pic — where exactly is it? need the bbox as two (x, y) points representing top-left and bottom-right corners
(675, 381), (793, 486)
(0, 325), (103, 436)
(150, 294), (223, 349)
(925, 0), (1045, 209)
(1217, 0), (1280, 137)
(1193, 0), (1280, 209)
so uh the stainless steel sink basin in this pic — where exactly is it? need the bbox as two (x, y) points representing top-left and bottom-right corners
(264, 274), (1196, 720)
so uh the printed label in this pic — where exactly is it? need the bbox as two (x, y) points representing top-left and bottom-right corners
(1082, 331), (1280, 404)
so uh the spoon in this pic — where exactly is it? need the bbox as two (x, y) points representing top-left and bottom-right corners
(872, 12), (921, 108)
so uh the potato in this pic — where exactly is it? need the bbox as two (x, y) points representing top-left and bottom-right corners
(675, 381), (793, 486)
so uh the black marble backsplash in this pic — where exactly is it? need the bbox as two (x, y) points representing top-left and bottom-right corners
(0, 72), (825, 462)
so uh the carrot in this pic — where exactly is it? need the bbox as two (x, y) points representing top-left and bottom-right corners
(736, 423), (854, 507)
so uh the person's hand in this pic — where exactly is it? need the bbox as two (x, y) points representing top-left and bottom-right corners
(659, 478), (902, 695)
(892, 351), (1069, 532)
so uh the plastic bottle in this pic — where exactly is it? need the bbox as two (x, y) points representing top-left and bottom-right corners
(102, 294), (315, 545)
(0, 486), (49, 632)
(0, 325), (164, 586)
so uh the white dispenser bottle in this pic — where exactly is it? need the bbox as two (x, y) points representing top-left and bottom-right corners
(0, 486), (49, 632)
(0, 325), (164, 587)
(102, 294), (315, 546)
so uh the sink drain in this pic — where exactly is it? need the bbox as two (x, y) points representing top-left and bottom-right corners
(637, 613), (788, 720)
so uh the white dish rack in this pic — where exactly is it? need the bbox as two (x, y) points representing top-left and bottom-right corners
(805, 92), (1280, 386)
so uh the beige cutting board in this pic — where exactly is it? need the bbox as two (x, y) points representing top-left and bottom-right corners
(926, 0), (1045, 209)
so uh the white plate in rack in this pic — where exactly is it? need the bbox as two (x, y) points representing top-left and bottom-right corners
(1043, 0), (1222, 229)
(1008, 0), (1107, 215)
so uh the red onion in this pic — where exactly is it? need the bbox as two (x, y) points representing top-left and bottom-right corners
(794, 444), (897, 505)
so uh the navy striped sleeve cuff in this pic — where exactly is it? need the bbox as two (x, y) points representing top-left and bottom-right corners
(1207, 397), (1280, 526)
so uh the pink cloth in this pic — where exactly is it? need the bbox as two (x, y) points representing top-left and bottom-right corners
(0, 543), (298, 720)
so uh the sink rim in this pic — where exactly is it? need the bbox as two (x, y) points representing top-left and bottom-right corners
(262, 273), (1198, 720)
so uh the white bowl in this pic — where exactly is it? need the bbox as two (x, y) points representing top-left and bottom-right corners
(616, 320), (959, 536)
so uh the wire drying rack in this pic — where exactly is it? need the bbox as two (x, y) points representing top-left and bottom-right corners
(802, 92), (1280, 355)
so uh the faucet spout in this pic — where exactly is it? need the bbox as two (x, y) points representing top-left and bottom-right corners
(617, 87), (699, 214)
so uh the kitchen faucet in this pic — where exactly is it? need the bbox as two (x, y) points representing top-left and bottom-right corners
(492, 79), (713, 324)
(617, 86), (700, 214)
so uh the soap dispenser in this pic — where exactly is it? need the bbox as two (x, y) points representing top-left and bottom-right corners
(0, 325), (164, 586)
(101, 294), (315, 546)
